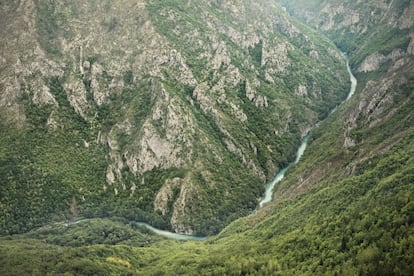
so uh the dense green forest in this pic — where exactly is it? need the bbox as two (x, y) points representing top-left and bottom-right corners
(1, 124), (413, 274)
(0, 0), (349, 236)
(1, 0), (413, 274)
(1, 45), (413, 276)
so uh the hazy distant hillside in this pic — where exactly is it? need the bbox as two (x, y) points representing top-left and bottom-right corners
(277, 0), (414, 67)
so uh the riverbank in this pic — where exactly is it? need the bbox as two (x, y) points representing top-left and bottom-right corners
(258, 54), (357, 208)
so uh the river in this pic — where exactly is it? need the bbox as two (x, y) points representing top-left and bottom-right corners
(346, 58), (357, 100)
(54, 219), (206, 240)
(41, 55), (357, 241)
(116, 55), (357, 237)
(133, 222), (206, 240)
(258, 55), (357, 208)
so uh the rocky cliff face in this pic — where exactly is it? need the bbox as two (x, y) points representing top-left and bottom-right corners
(0, 0), (349, 235)
(277, 0), (414, 65)
(0, 1), (413, 275)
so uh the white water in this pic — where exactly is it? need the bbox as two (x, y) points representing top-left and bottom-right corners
(258, 55), (357, 208)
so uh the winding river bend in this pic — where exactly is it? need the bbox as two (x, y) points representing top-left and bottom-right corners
(133, 222), (206, 240)
(258, 56), (357, 208)
(54, 219), (206, 241)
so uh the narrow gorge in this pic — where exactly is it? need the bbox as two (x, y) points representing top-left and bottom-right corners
(0, 0), (413, 274)
(259, 55), (357, 208)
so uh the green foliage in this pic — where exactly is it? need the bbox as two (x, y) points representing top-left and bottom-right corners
(123, 70), (134, 86)
(1, 134), (413, 274)
(0, 124), (106, 234)
(24, 218), (162, 247)
(351, 28), (410, 67)
(277, 0), (412, 71)
(35, 1), (58, 52)
(0, 76), (108, 235)
(146, 0), (348, 229)
(2, 0), (350, 238)
(249, 40), (263, 67)
(35, 0), (66, 56)
(1, 1), (411, 275)
(4, 70), (413, 271)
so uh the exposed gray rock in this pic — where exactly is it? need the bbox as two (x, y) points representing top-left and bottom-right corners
(262, 41), (290, 71)
(407, 34), (414, 55)
(170, 181), (201, 234)
(399, 2), (414, 29)
(125, 124), (181, 173)
(154, 178), (181, 216)
(64, 76), (90, 120)
(123, 85), (195, 175)
(46, 113), (58, 129)
(245, 80), (269, 108)
(343, 136), (356, 148)
(294, 85), (308, 97)
(32, 84), (57, 106)
(358, 52), (386, 73)
(212, 42), (231, 69)
(309, 50), (319, 59)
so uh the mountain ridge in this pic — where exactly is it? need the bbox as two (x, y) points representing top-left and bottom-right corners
(0, 0), (349, 235)
(1, 0), (413, 274)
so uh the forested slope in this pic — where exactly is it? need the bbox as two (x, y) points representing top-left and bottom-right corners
(0, 0), (348, 235)
(0, 0), (413, 275)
